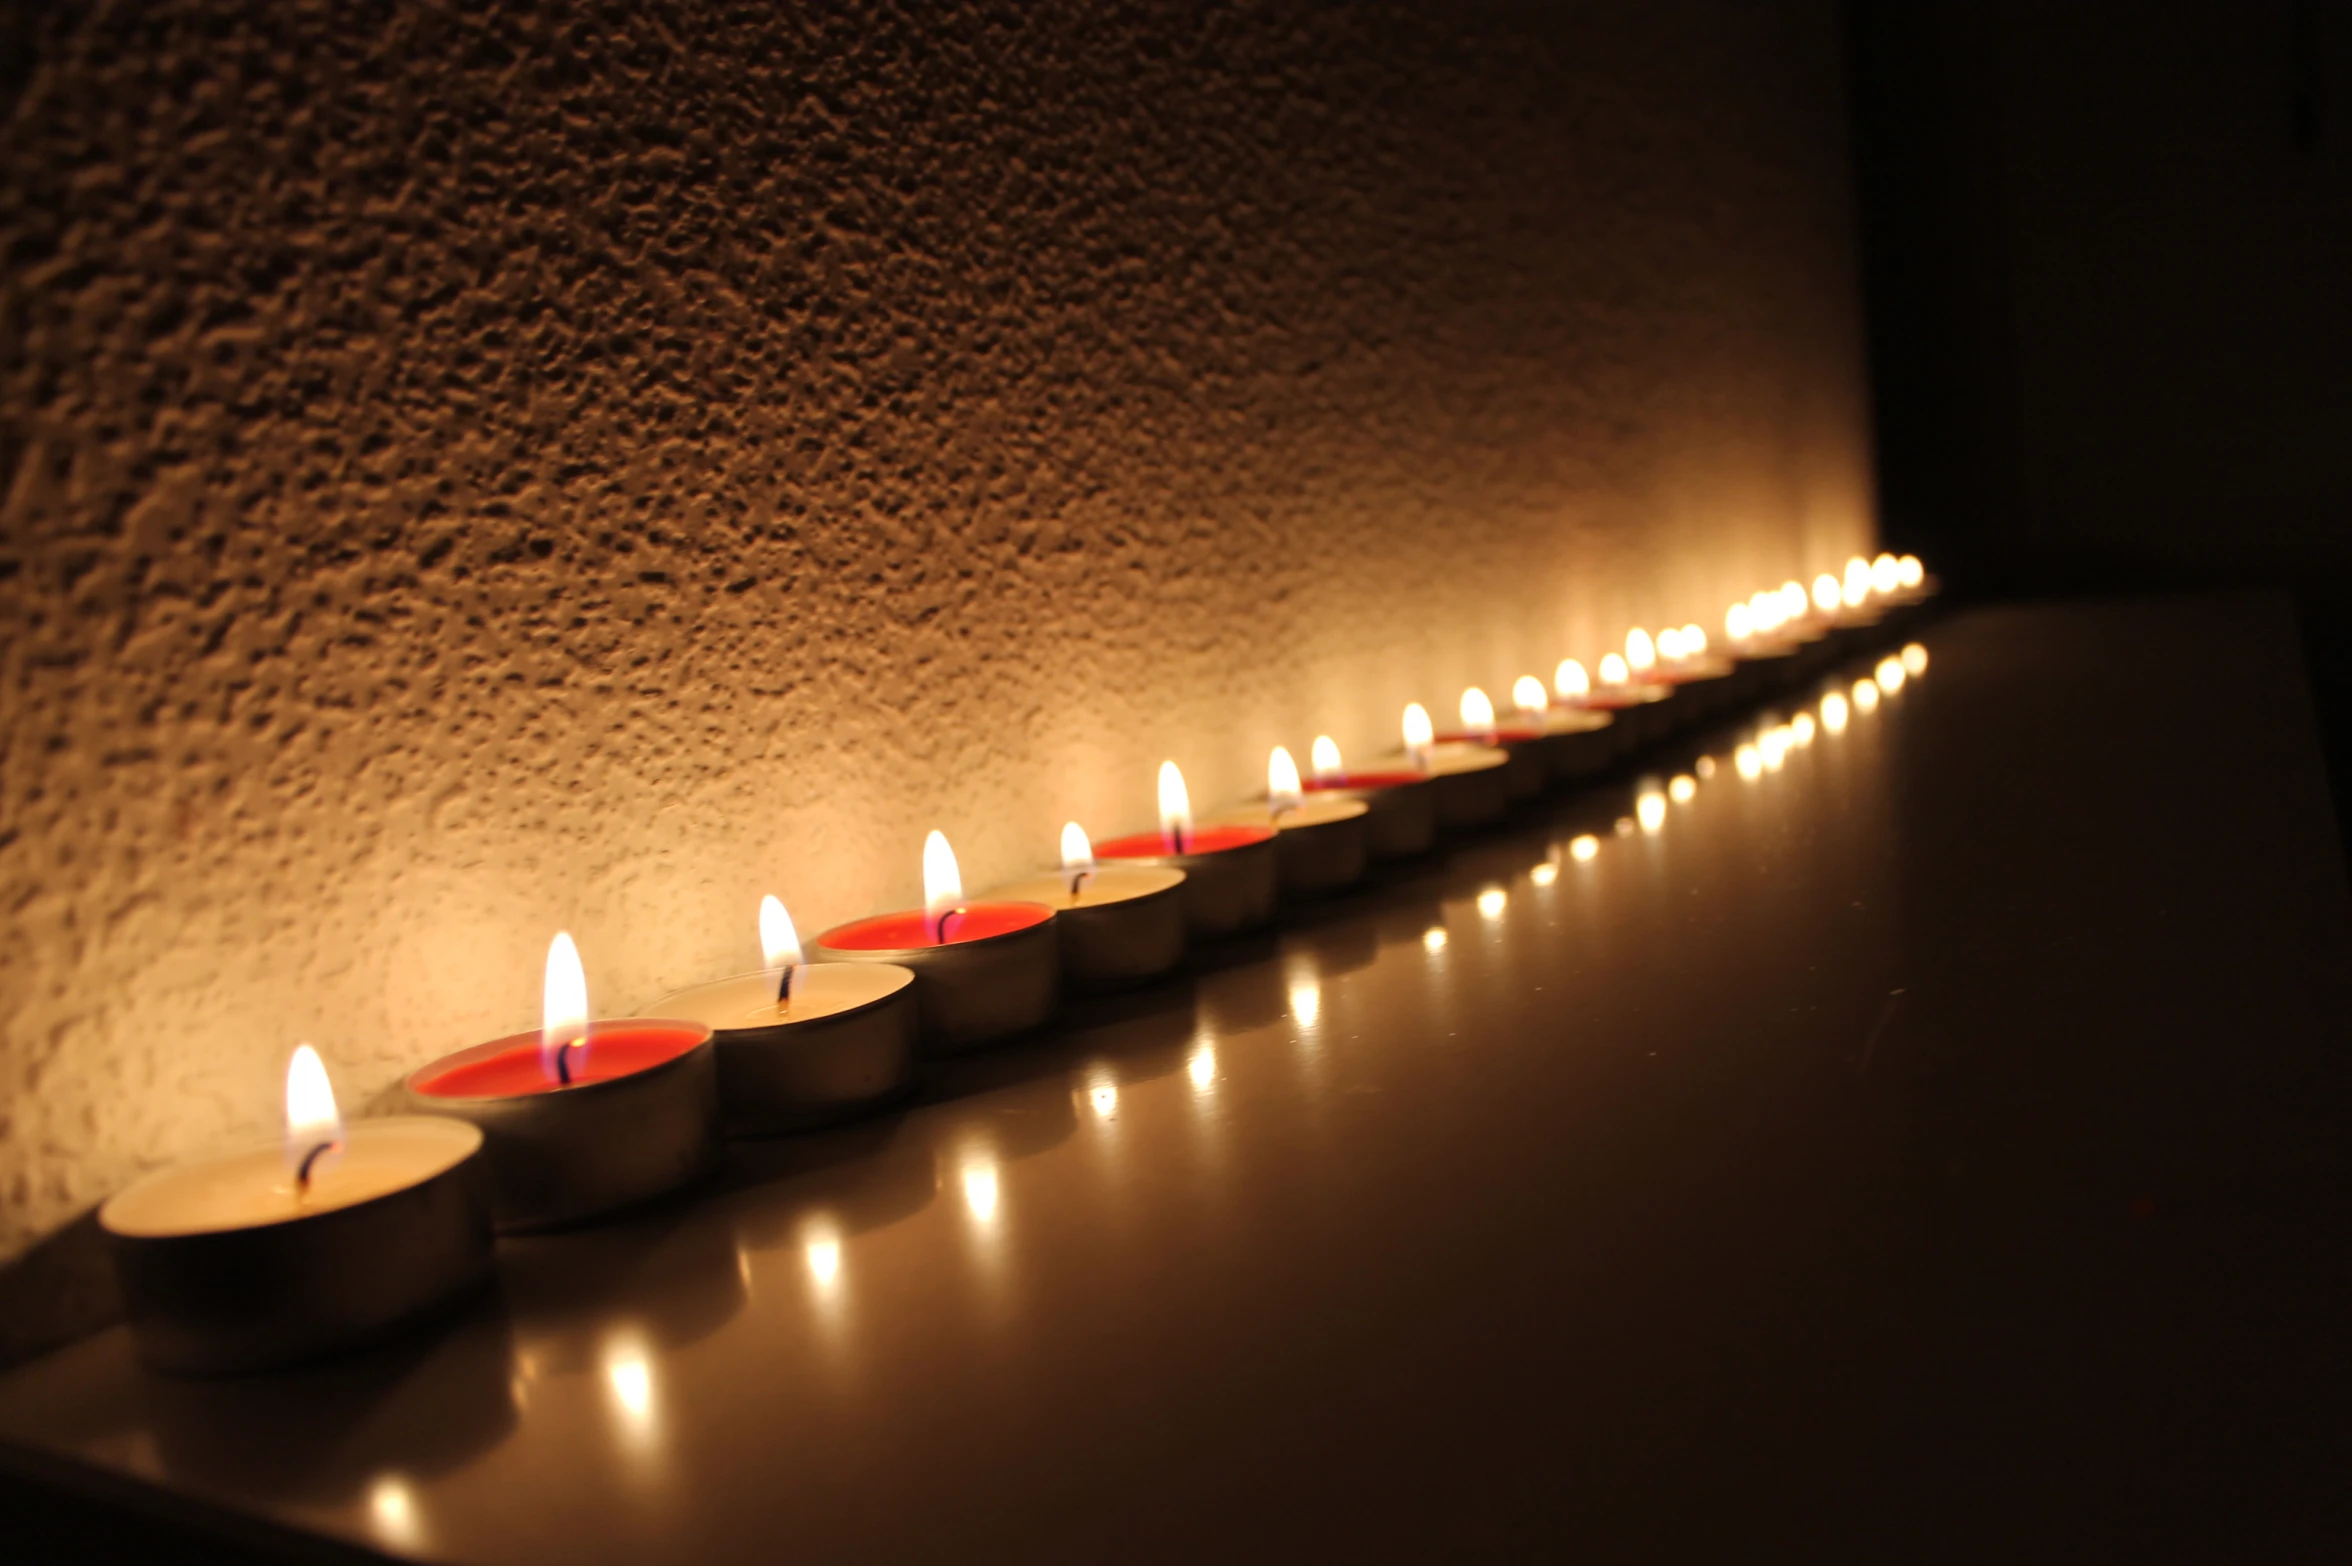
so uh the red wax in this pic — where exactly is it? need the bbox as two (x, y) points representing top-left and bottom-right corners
(411, 1021), (711, 1100)
(1436, 725), (1544, 745)
(820, 901), (1053, 951)
(1304, 770), (1426, 792)
(1096, 824), (1276, 859)
(1567, 690), (1658, 711)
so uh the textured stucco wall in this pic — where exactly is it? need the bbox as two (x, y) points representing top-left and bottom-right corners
(0, 0), (1872, 1332)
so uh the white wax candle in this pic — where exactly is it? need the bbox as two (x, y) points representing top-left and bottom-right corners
(655, 962), (913, 1033)
(985, 863), (1185, 910)
(102, 1117), (480, 1238)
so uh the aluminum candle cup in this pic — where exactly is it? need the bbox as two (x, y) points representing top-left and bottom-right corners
(1214, 795), (1370, 899)
(811, 903), (1060, 1055)
(405, 1022), (720, 1233)
(100, 1117), (493, 1376)
(1096, 825), (1279, 940)
(1392, 743), (1512, 831)
(1304, 770), (1437, 860)
(1649, 655), (1740, 723)
(1566, 685), (1670, 754)
(1533, 706), (1619, 782)
(1435, 724), (1549, 802)
(651, 965), (919, 1135)
(982, 867), (1187, 992)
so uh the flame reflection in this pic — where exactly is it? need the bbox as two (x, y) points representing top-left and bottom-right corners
(1901, 642), (1928, 675)
(1569, 834), (1600, 862)
(961, 1162), (1000, 1224)
(1853, 677), (1881, 713)
(368, 1477), (421, 1551)
(1477, 887), (1507, 920)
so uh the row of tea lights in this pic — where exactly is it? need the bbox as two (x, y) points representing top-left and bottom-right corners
(99, 552), (1933, 1374)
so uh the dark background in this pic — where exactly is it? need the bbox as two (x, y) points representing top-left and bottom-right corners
(1845, 0), (2352, 817)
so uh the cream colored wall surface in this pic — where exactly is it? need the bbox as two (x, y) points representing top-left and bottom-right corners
(0, 0), (1872, 1344)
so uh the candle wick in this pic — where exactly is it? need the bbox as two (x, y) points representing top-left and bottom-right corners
(1066, 869), (1093, 904)
(555, 1038), (582, 1086)
(933, 905), (969, 945)
(776, 963), (796, 1011)
(293, 1138), (341, 1196)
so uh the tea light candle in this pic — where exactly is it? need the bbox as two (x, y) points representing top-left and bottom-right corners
(1301, 733), (1437, 860)
(1384, 702), (1510, 830)
(1646, 626), (1739, 723)
(1516, 672), (1618, 782)
(1095, 762), (1279, 939)
(651, 897), (918, 1136)
(1435, 686), (1547, 802)
(982, 823), (1187, 993)
(103, 1046), (493, 1374)
(812, 831), (1060, 1054)
(405, 934), (719, 1232)
(1561, 649), (1674, 751)
(1211, 745), (1370, 899)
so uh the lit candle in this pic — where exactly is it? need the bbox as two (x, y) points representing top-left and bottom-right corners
(1636, 620), (1739, 724)
(651, 896), (920, 1135)
(406, 936), (719, 1231)
(1568, 640), (1675, 750)
(812, 832), (1060, 1053)
(1392, 700), (1512, 832)
(1503, 671), (1618, 782)
(981, 821), (1188, 992)
(103, 1045), (493, 1374)
(1299, 733), (1438, 861)
(1208, 745), (1370, 899)
(1432, 685), (1547, 802)
(1094, 762), (1280, 939)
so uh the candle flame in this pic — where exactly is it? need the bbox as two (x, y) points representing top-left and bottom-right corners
(923, 829), (963, 919)
(1626, 628), (1656, 673)
(1554, 658), (1590, 700)
(1656, 627), (1685, 662)
(1459, 686), (1495, 737)
(1310, 734), (1343, 783)
(1898, 555), (1924, 589)
(1779, 581), (1808, 621)
(1726, 602), (1754, 642)
(541, 931), (590, 1084)
(1843, 556), (1872, 607)
(759, 895), (802, 970)
(1598, 652), (1630, 687)
(1871, 553), (1901, 595)
(1812, 573), (1840, 613)
(1401, 703), (1434, 765)
(759, 894), (803, 1008)
(1683, 623), (1707, 655)
(1059, 821), (1094, 900)
(1157, 761), (1192, 853)
(1512, 675), (1547, 716)
(1268, 746), (1303, 813)
(283, 1043), (343, 1192)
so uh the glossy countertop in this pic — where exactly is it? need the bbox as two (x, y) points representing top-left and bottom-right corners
(5, 597), (2349, 1561)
